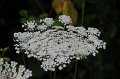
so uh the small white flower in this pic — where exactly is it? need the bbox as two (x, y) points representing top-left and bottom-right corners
(58, 66), (63, 70)
(37, 24), (48, 31)
(52, 26), (64, 30)
(66, 25), (75, 31)
(87, 27), (101, 36)
(22, 20), (37, 31)
(43, 18), (54, 26)
(0, 58), (32, 79)
(59, 15), (72, 25)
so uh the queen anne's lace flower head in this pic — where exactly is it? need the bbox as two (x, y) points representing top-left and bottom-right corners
(0, 58), (32, 79)
(14, 15), (106, 71)
(22, 20), (37, 31)
(43, 18), (54, 26)
(59, 15), (72, 25)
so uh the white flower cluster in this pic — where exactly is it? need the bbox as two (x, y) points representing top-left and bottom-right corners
(42, 18), (54, 26)
(22, 20), (37, 31)
(14, 15), (106, 71)
(0, 58), (32, 79)
(59, 15), (72, 25)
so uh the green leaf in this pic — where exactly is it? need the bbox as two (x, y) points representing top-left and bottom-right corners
(20, 10), (29, 18)
(3, 57), (10, 62)
(3, 47), (9, 52)
(0, 47), (9, 52)
(38, 13), (48, 19)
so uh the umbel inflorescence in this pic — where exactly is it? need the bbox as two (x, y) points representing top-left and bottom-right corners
(14, 15), (106, 71)
(0, 58), (32, 79)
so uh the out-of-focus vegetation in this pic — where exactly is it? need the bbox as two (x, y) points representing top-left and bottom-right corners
(0, 0), (120, 79)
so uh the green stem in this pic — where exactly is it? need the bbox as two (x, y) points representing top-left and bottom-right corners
(49, 72), (52, 79)
(53, 69), (57, 79)
(81, 0), (85, 26)
(74, 0), (85, 79)
(22, 52), (26, 66)
(74, 60), (78, 79)
(2, 51), (4, 57)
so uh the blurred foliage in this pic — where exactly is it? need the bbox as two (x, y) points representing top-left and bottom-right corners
(20, 10), (48, 24)
(0, 47), (10, 61)
(0, 47), (9, 53)
(0, 0), (120, 79)
(0, 47), (9, 56)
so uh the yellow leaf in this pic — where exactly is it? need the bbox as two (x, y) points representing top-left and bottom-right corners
(52, 0), (78, 25)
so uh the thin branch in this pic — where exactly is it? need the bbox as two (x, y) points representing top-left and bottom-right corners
(81, 0), (86, 26)
(74, 60), (78, 79)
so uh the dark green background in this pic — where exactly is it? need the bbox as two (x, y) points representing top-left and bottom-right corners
(0, 0), (120, 79)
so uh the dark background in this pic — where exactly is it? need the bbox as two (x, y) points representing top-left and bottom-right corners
(0, 0), (120, 79)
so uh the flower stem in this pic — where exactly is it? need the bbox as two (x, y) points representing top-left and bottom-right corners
(81, 0), (86, 26)
(2, 51), (4, 57)
(22, 52), (26, 66)
(49, 72), (52, 79)
(74, 60), (78, 79)
(74, 0), (85, 79)
(53, 69), (57, 79)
